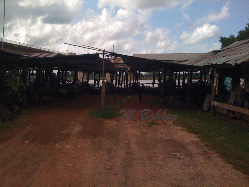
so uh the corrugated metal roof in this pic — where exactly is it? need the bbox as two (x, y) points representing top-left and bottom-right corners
(22, 53), (60, 58)
(184, 39), (249, 66)
(134, 53), (203, 62)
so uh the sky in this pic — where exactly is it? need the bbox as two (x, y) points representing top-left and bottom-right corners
(0, 0), (248, 55)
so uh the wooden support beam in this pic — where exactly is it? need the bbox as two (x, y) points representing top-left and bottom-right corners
(153, 71), (155, 87)
(211, 67), (217, 115)
(138, 71), (140, 84)
(178, 71), (181, 87)
(125, 72), (129, 88)
(200, 68), (203, 80)
(118, 71), (121, 88)
(182, 71), (185, 85)
(115, 71), (117, 88)
(158, 70), (161, 83)
(211, 101), (249, 116)
(74, 71), (78, 83)
(190, 69), (193, 85)
(93, 71), (96, 86)
(98, 73), (100, 87)
(121, 71), (123, 89)
(87, 72), (89, 82)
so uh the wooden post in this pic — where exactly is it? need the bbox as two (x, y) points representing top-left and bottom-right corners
(101, 49), (105, 110)
(133, 71), (135, 84)
(178, 71), (181, 87)
(93, 71), (96, 86)
(138, 71), (140, 85)
(190, 69), (193, 85)
(117, 71), (119, 88)
(98, 74), (100, 87)
(182, 71), (185, 85)
(163, 68), (167, 105)
(153, 71), (155, 87)
(115, 70), (117, 88)
(158, 70), (161, 83)
(101, 81), (105, 110)
(87, 72), (90, 82)
(120, 71), (123, 89)
(199, 68), (203, 81)
(74, 71), (78, 83)
(204, 69), (207, 82)
(186, 69), (191, 108)
(126, 71), (128, 88)
(211, 67), (217, 116)
(175, 72), (177, 85)
(129, 71), (132, 94)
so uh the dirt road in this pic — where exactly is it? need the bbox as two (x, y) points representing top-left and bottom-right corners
(0, 94), (248, 187)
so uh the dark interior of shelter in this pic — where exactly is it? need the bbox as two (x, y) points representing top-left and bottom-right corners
(1, 39), (249, 119)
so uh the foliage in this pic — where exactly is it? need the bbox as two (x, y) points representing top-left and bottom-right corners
(90, 107), (121, 119)
(173, 108), (249, 176)
(148, 120), (160, 127)
(219, 23), (249, 48)
(0, 67), (26, 113)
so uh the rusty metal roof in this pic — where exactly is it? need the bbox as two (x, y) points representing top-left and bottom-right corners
(184, 39), (249, 66)
(133, 53), (203, 62)
(22, 52), (60, 58)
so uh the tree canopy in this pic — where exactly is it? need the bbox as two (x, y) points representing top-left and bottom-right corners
(219, 23), (249, 49)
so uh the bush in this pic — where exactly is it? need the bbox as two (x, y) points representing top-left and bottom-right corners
(90, 107), (121, 119)
(0, 67), (26, 122)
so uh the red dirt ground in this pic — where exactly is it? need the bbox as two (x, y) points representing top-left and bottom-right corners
(0, 94), (248, 187)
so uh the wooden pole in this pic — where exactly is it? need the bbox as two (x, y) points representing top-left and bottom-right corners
(101, 50), (105, 110)
(178, 71), (181, 87)
(211, 67), (217, 116)
(93, 71), (96, 86)
(204, 69), (207, 82)
(98, 74), (100, 87)
(115, 70), (117, 88)
(121, 71), (123, 89)
(126, 71), (128, 88)
(200, 68), (203, 81)
(182, 71), (185, 85)
(186, 70), (192, 108)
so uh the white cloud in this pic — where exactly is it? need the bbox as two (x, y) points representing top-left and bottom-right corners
(143, 28), (170, 43)
(0, 0), (83, 25)
(180, 24), (220, 44)
(191, 2), (229, 27)
(166, 41), (178, 52)
(63, 8), (148, 54)
(97, 0), (194, 10)
(183, 13), (190, 21)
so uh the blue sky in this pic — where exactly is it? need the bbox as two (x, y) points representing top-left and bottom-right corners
(0, 0), (248, 55)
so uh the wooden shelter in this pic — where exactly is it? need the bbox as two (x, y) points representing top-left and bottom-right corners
(182, 39), (249, 116)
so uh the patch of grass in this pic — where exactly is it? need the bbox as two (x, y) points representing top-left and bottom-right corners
(0, 123), (11, 133)
(148, 120), (160, 127)
(151, 99), (163, 105)
(172, 108), (249, 176)
(0, 108), (22, 124)
(117, 95), (131, 105)
(90, 107), (121, 119)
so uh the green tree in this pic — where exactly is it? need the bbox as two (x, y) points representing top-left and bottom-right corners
(219, 23), (249, 48)
(0, 67), (26, 113)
